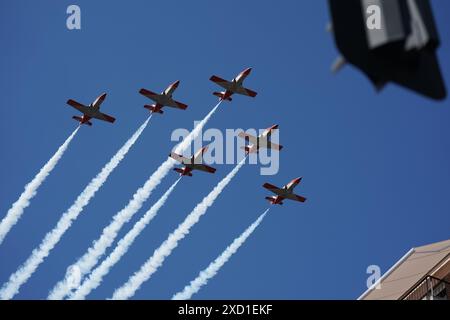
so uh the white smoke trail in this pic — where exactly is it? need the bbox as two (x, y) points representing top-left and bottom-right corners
(69, 177), (182, 300)
(0, 127), (79, 246)
(49, 101), (221, 300)
(111, 156), (246, 300)
(172, 208), (270, 300)
(0, 117), (151, 300)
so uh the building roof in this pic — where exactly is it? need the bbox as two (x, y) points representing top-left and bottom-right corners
(359, 238), (450, 300)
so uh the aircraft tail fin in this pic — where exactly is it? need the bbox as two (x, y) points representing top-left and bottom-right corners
(213, 92), (232, 101)
(144, 104), (163, 114)
(265, 196), (282, 205)
(72, 116), (92, 126)
(174, 168), (192, 177)
(240, 145), (256, 154)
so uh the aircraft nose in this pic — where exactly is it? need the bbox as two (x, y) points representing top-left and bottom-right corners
(202, 145), (209, 152)
(269, 124), (279, 130)
(172, 80), (180, 87)
(293, 177), (302, 183)
(243, 67), (252, 75)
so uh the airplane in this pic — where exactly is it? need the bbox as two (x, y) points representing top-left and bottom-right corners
(238, 124), (283, 154)
(67, 93), (115, 126)
(139, 80), (188, 114)
(169, 146), (217, 177)
(209, 68), (258, 101)
(263, 177), (307, 205)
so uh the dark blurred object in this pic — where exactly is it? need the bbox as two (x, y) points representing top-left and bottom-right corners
(328, 0), (447, 100)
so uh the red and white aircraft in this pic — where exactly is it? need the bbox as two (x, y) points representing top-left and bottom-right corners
(67, 93), (115, 126)
(170, 146), (217, 177)
(263, 177), (307, 205)
(238, 124), (283, 154)
(210, 68), (257, 101)
(139, 80), (188, 114)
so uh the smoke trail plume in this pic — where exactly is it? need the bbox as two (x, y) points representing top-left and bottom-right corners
(172, 208), (269, 300)
(69, 178), (181, 300)
(111, 156), (246, 300)
(0, 127), (79, 245)
(49, 101), (221, 300)
(0, 117), (151, 300)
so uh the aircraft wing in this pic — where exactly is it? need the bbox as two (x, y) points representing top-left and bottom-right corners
(256, 137), (283, 151)
(263, 183), (282, 194)
(67, 99), (90, 114)
(210, 75), (232, 90)
(170, 152), (191, 164)
(166, 99), (188, 110)
(234, 86), (258, 97)
(261, 140), (283, 151)
(238, 132), (258, 145)
(92, 112), (116, 123)
(139, 88), (160, 102)
(193, 164), (216, 174)
(284, 193), (307, 203)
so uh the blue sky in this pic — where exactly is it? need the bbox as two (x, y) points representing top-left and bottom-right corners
(1, 0), (449, 299)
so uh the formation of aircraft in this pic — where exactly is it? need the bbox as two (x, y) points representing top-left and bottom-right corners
(210, 68), (258, 101)
(263, 177), (307, 205)
(67, 93), (116, 126)
(238, 124), (283, 154)
(64, 68), (306, 205)
(169, 146), (217, 177)
(139, 80), (188, 114)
